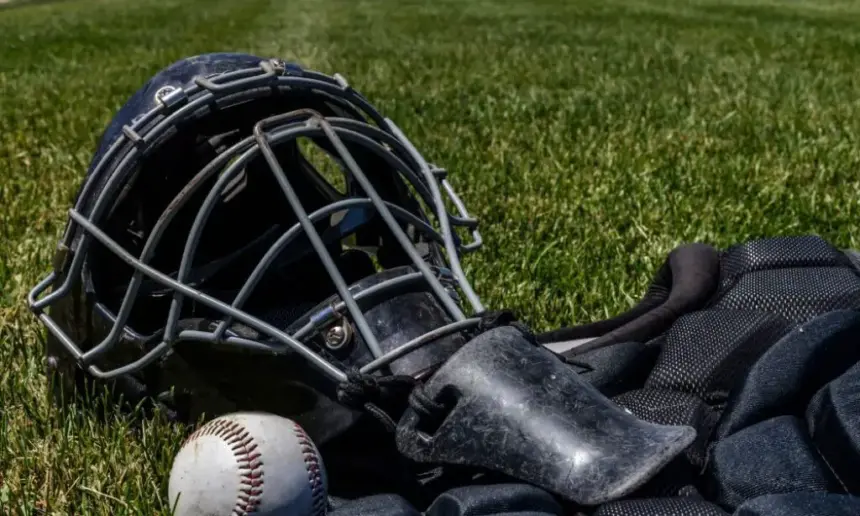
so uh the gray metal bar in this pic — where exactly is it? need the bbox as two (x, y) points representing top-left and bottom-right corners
(440, 177), (483, 253)
(385, 119), (485, 313)
(289, 271), (426, 341)
(215, 198), (444, 339)
(28, 61), (484, 384)
(316, 117), (467, 321)
(83, 138), (260, 363)
(360, 318), (481, 374)
(68, 210), (347, 382)
(178, 331), (287, 353)
(87, 341), (171, 379)
(162, 138), (263, 343)
(253, 117), (386, 359)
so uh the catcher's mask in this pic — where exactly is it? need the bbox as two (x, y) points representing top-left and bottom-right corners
(27, 53), (484, 440)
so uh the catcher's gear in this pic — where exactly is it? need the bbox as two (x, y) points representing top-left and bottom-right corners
(326, 235), (860, 515)
(396, 326), (695, 505)
(27, 53), (484, 445)
(537, 235), (860, 514)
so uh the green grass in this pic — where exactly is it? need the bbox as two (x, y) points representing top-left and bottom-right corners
(3, 0), (860, 512)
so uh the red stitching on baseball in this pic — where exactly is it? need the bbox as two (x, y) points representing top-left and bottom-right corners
(293, 423), (326, 516)
(187, 418), (265, 515)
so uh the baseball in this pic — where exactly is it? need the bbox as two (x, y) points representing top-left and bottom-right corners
(168, 412), (328, 516)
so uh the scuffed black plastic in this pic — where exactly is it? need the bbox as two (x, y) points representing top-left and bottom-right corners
(396, 326), (696, 506)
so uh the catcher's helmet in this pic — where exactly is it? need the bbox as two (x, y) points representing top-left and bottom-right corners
(28, 53), (484, 445)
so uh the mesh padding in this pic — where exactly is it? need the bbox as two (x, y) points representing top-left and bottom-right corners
(715, 267), (860, 323)
(593, 497), (728, 516)
(720, 235), (848, 286)
(645, 310), (791, 401)
(706, 416), (841, 510)
(614, 389), (711, 428)
(591, 237), (860, 514)
(613, 388), (718, 466)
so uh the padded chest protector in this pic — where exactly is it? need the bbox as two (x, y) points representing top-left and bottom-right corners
(539, 235), (860, 513)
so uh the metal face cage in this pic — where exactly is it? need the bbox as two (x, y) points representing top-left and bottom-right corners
(28, 59), (485, 384)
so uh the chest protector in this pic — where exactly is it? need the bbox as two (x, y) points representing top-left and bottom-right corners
(537, 235), (860, 514)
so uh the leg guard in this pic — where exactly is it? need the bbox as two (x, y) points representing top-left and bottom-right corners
(396, 326), (695, 505)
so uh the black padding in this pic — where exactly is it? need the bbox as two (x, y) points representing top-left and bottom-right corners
(536, 283), (667, 344)
(424, 484), (564, 516)
(715, 310), (860, 440)
(733, 493), (860, 516)
(626, 460), (702, 499)
(705, 416), (842, 510)
(328, 494), (421, 516)
(534, 236), (860, 515)
(806, 360), (860, 494)
(713, 236), (860, 323)
(569, 341), (657, 397)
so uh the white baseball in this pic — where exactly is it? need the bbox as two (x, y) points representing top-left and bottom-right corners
(168, 412), (328, 516)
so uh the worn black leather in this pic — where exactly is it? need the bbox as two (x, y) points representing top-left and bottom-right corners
(396, 326), (695, 505)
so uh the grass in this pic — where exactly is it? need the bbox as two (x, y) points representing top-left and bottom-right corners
(3, 0), (860, 512)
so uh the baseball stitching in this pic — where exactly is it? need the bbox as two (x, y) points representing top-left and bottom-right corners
(185, 418), (264, 515)
(293, 423), (327, 516)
